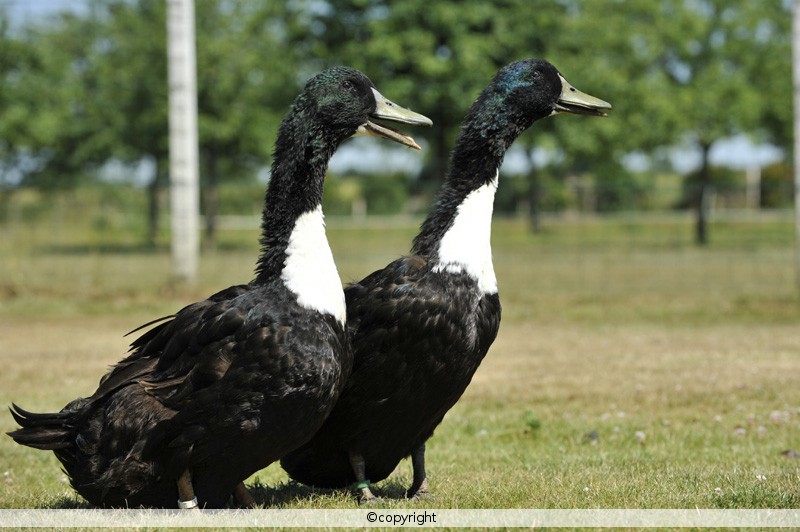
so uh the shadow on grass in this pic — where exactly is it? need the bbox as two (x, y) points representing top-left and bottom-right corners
(47, 497), (93, 509)
(247, 478), (414, 508)
(370, 479), (412, 501)
(41, 483), (346, 509)
(248, 481), (343, 508)
(37, 479), (415, 509)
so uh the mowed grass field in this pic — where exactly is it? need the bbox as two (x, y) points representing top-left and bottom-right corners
(0, 205), (798, 509)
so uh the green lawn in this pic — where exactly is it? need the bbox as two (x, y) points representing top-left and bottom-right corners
(0, 209), (798, 509)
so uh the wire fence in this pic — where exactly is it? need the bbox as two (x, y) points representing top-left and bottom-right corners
(0, 184), (795, 251)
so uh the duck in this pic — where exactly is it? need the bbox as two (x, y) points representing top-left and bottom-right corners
(281, 59), (611, 502)
(8, 66), (431, 509)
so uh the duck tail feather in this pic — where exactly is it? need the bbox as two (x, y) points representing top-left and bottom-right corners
(7, 403), (72, 450)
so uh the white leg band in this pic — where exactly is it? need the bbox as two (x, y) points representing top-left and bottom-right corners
(177, 497), (199, 509)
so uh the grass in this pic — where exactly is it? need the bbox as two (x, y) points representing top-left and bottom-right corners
(0, 206), (798, 511)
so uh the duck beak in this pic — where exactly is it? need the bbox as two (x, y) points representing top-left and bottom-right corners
(354, 88), (432, 150)
(370, 88), (433, 126)
(552, 74), (612, 117)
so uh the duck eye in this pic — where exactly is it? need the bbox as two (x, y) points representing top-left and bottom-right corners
(342, 80), (354, 91)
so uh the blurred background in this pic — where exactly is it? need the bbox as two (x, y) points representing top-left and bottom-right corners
(1, 0), (799, 510)
(1, 0), (796, 319)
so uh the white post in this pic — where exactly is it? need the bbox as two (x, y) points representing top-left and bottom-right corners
(167, 0), (200, 284)
(745, 166), (760, 209)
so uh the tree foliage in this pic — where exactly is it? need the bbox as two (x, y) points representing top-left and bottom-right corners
(1, 7), (115, 188)
(284, 0), (571, 188)
(0, 0), (793, 244)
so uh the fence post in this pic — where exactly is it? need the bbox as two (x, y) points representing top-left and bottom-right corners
(166, 0), (200, 285)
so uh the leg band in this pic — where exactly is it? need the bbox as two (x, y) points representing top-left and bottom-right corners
(177, 497), (199, 509)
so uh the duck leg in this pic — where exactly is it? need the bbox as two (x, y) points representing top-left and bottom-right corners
(406, 443), (430, 499)
(348, 451), (378, 504)
(176, 468), (199, 509)
(233, 482), (257, 508)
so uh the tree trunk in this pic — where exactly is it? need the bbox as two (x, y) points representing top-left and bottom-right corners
(527, 151), (541, 233)
(147, 165), (164, 247)
(417, 108), (450, 193)
(695, 141), (712, 246)
(203, 150), (218, 247)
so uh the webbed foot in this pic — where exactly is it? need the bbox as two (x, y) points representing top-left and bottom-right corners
(406, 477), (430, 500)
(354, 480), (379, 505)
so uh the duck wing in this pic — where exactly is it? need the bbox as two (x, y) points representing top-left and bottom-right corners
(340, 255), (472, 442)
(97, 283), (290, 479)
(88, 285), (251, 405)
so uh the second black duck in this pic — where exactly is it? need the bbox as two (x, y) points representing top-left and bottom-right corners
(281, 59), (611, 502)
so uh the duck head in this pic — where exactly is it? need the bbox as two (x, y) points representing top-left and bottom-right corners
(489, 58), (612, 128)
(302, 66), (431, 150)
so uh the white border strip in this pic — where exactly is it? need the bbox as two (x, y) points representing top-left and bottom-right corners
(0, 509), (799, 528)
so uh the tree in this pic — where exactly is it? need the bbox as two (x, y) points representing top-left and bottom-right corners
(1, 7), (116, 189)
(662, 0), (790, 245)
(95, 0), (300, 246)
(538, 0), (790, 243)
(591, 0), (790, 245)
(0, 0), (306, 246)
(5, 0), (789, 245)
(738, 1), (793, 153)
(276, 1), (677, 223)
(0, 7), (28, 187)
(90, 0), (169, 245)
(194, 1), (299, 244)
(0, 0), (298, 237)
(284, 0), (570, 192)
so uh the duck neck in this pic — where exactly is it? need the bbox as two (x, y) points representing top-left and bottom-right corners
(412, 94), (527, 295)
(253, 111), (345, 323)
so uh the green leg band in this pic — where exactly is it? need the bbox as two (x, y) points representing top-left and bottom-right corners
(354, 480), (371, 490)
